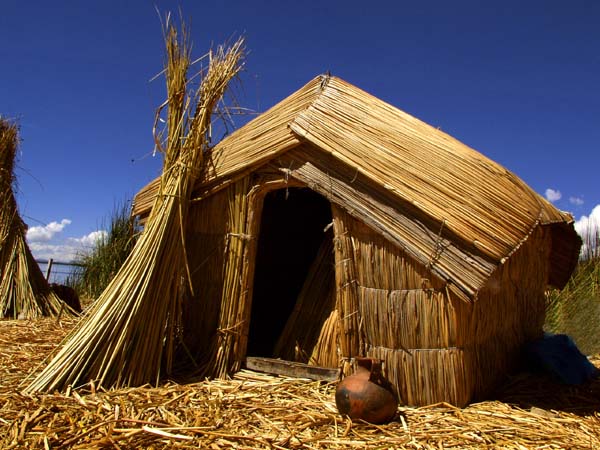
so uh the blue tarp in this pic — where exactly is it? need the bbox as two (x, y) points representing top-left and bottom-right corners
(525, 333), (600, 385)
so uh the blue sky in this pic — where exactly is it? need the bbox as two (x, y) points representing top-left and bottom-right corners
(1, 0), (599, 263)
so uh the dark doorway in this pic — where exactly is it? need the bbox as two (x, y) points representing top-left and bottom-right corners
(247, 188), (333, 357)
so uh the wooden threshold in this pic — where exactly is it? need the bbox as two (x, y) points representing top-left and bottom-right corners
(244, 357), (340, 382)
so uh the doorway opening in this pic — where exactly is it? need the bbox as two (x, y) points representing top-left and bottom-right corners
(247, 188), (333, 357)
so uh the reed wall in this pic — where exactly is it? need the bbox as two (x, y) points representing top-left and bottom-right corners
(180, 186), (229, 370)
(465, 224), (550, 400)
(336, 211), (551, 406)
(332, 206), (363, 375)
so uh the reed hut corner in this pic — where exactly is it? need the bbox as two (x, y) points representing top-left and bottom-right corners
(133, 75), (581, 407)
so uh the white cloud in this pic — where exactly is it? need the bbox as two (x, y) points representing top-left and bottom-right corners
(569, 196), (584, 206)
(25, 220), (107, 263)
(574, 204), (600, 258)
(574, 204), (600, 236)
(545, 188), (562, 202)
(26, 219), (72, 242)
(70, 230), (107, 247)
(28, 241), (80, 262)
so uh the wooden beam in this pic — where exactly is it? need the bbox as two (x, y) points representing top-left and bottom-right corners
(244, 357), (340, 382)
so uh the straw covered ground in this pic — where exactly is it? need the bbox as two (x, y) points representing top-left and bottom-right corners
(1, 318), (599, 449)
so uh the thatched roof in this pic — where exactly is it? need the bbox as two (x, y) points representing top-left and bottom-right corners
(133, 75), (580, 300)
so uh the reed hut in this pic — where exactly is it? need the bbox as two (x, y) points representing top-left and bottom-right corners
(133, 75), (581, 407)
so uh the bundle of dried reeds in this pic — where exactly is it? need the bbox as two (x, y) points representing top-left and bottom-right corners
(25, 18), (244, 392)
(332, 206), (364, 374)
(0, 117), (64, 319)
(202, 177), (252, 377)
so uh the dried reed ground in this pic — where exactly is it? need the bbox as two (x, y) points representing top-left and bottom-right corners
(1, 318), (599, 449)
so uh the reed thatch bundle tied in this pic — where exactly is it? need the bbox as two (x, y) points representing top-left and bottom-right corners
(0, 117), (64, 319)
(25, 18), (245, 393)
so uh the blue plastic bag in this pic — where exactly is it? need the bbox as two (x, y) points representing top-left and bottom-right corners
(525, 333), (600, 385)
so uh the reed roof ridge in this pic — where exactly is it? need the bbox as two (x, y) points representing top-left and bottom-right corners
(286, 72), (333, 130)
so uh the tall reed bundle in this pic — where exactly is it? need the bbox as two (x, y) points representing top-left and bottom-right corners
(0, 118), (64, 319)
(25, 20), (244, 392)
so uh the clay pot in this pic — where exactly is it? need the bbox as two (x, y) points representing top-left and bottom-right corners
(335, 357), (398, 424)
